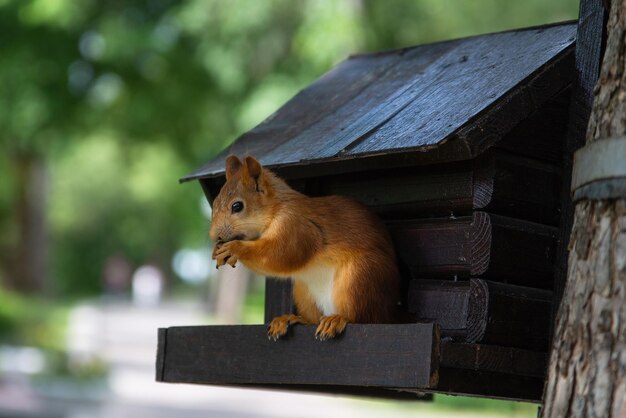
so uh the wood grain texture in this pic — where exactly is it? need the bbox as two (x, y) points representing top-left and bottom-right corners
(457, 46), (574, 159)
(297, 151), (562, 224)
(405, 342), (548, 402)
(496, 88), (571, 163)
(266, 43), (458, 164)
(157, 323), (440, 389)
(479, 154), (562, 225)
(436, 368), (544, 403)
(387, 212), (557, 287)
(407, 279), (552, 351)
(156, 324), (547, 401)
(440, 343), (547, 378)
(182, 23), (576, 182)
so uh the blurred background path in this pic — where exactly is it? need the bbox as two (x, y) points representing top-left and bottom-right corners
(0, 300), (535, 418)
(0, 300), (435, 418)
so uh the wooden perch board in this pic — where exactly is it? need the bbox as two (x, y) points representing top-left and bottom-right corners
(387, 211), (557, 288)
(407, 279), (552, 351)
(157, 325), (547, 402)
(157, 323), (440, 389)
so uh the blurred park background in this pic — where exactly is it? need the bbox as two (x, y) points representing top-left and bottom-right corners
(1, 0), (578, 417)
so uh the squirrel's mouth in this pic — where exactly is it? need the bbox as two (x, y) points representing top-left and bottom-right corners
(218, 234), (245, 244)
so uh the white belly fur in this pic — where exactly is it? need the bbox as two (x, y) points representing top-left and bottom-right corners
(292, 265), (336, 315)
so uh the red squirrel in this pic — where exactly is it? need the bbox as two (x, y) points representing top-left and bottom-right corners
(210, 155), (400, 340)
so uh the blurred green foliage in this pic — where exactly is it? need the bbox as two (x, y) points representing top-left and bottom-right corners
(0, 0), (578, 296)
(0, 286), (68, 351)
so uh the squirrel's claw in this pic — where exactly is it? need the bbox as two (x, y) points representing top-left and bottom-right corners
(267, 314), (306, 341)
(267, 317), (289, 340)
(213, 241), (238, 268)
(226, 255), (238, 268)
(315, 315), (348, 341)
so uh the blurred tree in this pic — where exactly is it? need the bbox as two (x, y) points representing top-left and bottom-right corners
(0, 0), (579, 296)
(0, 0), (84, 292)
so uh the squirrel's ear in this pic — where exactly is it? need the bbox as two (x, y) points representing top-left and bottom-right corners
(225, 155), (242, 180)
(244, 156), (262, 180)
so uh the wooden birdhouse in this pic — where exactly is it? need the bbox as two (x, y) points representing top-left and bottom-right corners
(157, 21), (581, 402)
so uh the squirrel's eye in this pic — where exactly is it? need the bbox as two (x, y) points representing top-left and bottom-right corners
(231, 201), (244, 213)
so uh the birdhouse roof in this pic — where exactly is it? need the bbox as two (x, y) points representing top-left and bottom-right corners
(183, 22), (576, 182)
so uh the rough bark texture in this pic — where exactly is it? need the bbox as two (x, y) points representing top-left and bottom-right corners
(542, 1), (626, 417)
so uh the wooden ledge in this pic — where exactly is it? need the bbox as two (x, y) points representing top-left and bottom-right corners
(157, 323), (440, 389)
(156, 323), (547, 402)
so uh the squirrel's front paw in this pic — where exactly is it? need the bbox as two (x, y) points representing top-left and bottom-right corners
(213, 241), (240, 268)
(267, 314), (306, 341)
(315, 315), (348, 341)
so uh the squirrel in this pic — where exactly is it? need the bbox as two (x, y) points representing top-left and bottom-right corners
(210, 155), (401, 341)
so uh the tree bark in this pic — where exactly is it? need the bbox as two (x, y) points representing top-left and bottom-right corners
(542, 1), (626, 417)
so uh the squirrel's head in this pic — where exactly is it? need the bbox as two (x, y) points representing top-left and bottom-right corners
(209, 155), (275, 244)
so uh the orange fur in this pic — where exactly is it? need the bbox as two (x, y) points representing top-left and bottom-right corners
(210, 155), (400, 340)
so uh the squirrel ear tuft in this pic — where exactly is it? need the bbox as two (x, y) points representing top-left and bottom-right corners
(225, 155), (242, 180)
(244, 156), (262, 180)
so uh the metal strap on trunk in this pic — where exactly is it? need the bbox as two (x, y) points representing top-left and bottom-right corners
(571, 136), (626, 201)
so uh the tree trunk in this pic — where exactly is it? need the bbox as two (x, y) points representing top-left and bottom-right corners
(541, 1), (626, 417)
(3, 151), (48, 293)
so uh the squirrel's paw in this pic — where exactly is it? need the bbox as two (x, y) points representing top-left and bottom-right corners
(315, 315), (348, 341)
(267, 314), (306, 341)
(213, 241), (239, 268)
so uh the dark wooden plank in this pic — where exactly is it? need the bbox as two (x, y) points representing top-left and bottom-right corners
(478, 281), (552, 350)
(438, 342), (547, 402)
(473, 280), (552, 351)
(407, 279), (552, 351)
(227, 384), (433, 401)
(480, 153), (562, 226)
(264, 278), (294, 323)
(156, 328), (166, 382)
(407, 280), (472, 340)
(388, 213), (487, 278)
(306, 151), (560, 224)
(181, 51), (406, 182)
(263, 42), (460, 165)
(158, 323), (440, 389)
(315, 159), (475, 219)
(458, 48), (574, 159)
(440, 343), (547, 378)
(488, 215), (557, 287)
(436, 368), (544, 403)
(347, 24), (575, 156)
(396, 343), (548, 402)
(387, 212), (557, 288)
(496, 87), (571, 164)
